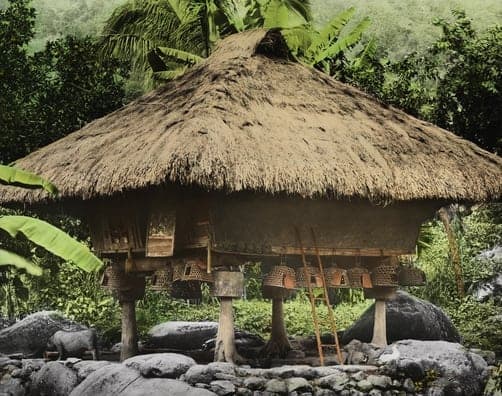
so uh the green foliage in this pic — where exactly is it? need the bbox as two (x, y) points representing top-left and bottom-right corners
(311, 0), (502, 61)
(101, 0), (311, 90)
(0, 0), (127, 164)
(283, 6), (370, 75)
(350, 11), (502, 153)
(445, 297), (502, 354)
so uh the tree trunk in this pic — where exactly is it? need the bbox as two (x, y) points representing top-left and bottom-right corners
(120, 299), (138, 361)
(438, 207), (465, 297)
(262, 298), (291, 358)
(371, 299), (387, 347)
(214, 297), (241, 363)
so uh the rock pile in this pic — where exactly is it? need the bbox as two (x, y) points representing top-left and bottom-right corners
(0, 340), (492, 395)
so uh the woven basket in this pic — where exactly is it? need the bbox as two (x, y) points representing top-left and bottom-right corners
(263, 265), (296, 289)
(172, 262), (185, 282)
(150, 268), (173, 291)
(181, 259), (213, 283)
(171, 280), (202, 300)
(398, 266), (426, 286)
(348, 267), (373, 288)
(261, 285), (294, 299)
(295, 266), (323, 288)
(371, 264), (398, 287)
(325, 268), (350, 288)
(101, 265), (144, 291)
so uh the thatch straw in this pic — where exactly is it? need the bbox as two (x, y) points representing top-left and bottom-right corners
(2, 29), (501, 204)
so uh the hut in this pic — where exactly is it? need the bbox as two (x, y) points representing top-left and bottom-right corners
(2, 29), (501, 363)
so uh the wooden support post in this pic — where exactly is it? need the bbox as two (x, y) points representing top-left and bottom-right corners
(214, 297), (239, 363)
(120, 299), (138, 361)
(262, 297), (291, 358)
(371, 299), (387, 347)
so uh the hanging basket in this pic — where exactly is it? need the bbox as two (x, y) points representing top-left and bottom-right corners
(348, 267), (373, 288)
(325, 268), (350, 288)
(261, 285), (294, 299)
(150, 268), (173, 291)
(181, 259), (213, 283)
(371, 264), (398, 287)
(263, 265), (297, 289)
(172, 262), (185, 282)
(295, 266), (323, 288)
(398, 266), (426, 286)
(171, 280), (202, 300)
(213, 271), (244, 298)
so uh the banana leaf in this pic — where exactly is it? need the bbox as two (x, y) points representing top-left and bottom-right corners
(0, 165), (58, 195)
(0, 216), (103, 273)
(0, 249), (43, 276)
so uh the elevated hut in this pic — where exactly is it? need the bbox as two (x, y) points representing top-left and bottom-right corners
(2, 30), (501, 363)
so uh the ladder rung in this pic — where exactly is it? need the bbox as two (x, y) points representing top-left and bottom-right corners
(321, 344), (337, 347)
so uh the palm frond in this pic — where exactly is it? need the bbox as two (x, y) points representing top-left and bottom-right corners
(156, 46), (204, 64)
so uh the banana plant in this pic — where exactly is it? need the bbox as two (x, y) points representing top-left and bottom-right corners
(101, 0), (311, 88)
(282, 7), (371, 74)
(0, 165), (103, 275)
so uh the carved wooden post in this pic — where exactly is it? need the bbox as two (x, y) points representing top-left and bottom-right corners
(120, 299), (138, 360)
(213, 271), (244, 363)
(371, 299), (387, 347)
(101, 262), (145, 362)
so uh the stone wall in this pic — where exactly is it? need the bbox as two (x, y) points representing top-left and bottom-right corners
(0, 341), (493, 396)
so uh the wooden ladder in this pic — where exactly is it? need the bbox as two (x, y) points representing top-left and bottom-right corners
(295, 226), (343, 366)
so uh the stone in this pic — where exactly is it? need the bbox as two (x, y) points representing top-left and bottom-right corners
(0, 377), (25, 396)
(367, 375), (392, 389)
(265, 379), (287, 394)
(351, 371), (366, 381)
(469, 348), (496, 365)
(210, 380), (236, 396)
(286, 377), (312, 393)
(316, 372), (349, 391)
(341, 291), (461, 344)
(368, 390), (382, 396)
(236, 387), (253, 396)
(378, 340), (488, 395)
(267, 365), (316, 379)
(72, 361), (116, 381)
(243, 376), (266, 390)
(313, 388), (336, 396)
(0, 311), (86, 358)
(31, 361), (79, 396)
(356, 379), (373, 392)
(470, 246), (502, 303)
(124, 353), (196, 378)
(145, 321), (218, 350)
(70, 364), (216, 396)
(184, 362), (236, 385)
(402, 378), (415, 393)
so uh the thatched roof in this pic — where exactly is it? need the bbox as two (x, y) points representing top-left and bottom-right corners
(2, 29), (501, 204)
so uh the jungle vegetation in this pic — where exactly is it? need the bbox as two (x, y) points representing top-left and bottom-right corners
(0, 0), (501, 356)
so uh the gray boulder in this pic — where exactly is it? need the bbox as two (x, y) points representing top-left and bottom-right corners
(30, 361), (79, 396)
(123, 353), (196, 378)
(72, 360), (115, 381)
(0, 312), (86, 357)
(378, 340), (489, 396)
(341, 291), (460, 344)
(70, 364), (216, 396)
(0, 378), (25, 396)
(146, 322), (219, 350)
